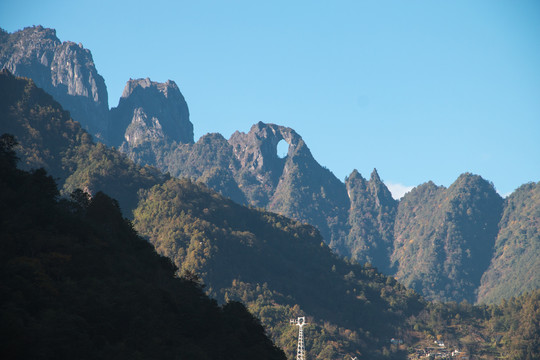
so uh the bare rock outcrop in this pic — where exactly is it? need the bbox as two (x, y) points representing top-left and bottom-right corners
(229, 122), (302, 205)
(0, 26), (109, 138)
(109, 78), (193, 150)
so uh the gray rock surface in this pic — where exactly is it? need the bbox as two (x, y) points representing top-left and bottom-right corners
(228, 122), (351, 252)
(110, 78), (193, 148)
(0, 26), (109, 138)
(229, 122), (302, 205)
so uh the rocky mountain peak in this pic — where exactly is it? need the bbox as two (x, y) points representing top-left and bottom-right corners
(370, 168), (381, 183)
(109, 77), (193, 148)
(228, 122), (303, 175)
(121, 78), (180, 99)
(368, 168), (395, 206)
(345, 170), (367, 196)
(0, 26), (109, 137)
(346, 169), (365, 183)
(451, 172), (494, 191)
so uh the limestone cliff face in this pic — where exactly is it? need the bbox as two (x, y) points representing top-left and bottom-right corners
(109, 78), (193, 150)
(0, 26), (109, 137)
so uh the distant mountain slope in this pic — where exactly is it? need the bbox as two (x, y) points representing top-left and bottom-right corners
(0, 26), (109, 138)
(133, 176), (423, 359)
(391, 174), (503, 303)
(346, 169), (398, 273)
(0, 134), (285, 360)
(477, 182), (540, 304)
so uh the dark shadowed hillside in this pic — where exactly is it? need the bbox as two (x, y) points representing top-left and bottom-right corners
(0, 134), (285, 360)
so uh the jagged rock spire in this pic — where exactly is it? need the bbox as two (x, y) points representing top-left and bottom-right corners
(370, 168), (381, 183)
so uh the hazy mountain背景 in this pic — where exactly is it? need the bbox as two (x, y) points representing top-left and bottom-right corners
(1, 26), (538, 305)
(0, 54), (539, 359)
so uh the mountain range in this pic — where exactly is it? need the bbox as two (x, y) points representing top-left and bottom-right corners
(1, 25), (538, 307)
(0, 69), (421, 359)
(1, 50), (539, 359)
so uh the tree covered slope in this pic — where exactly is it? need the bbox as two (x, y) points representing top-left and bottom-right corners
(0, 134), (285, 360)
(391, 175), (503, 303)
(477, 182), (540, 304)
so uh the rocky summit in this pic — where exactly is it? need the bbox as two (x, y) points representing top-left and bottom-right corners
(0, 26), (109, 138)
(109, 78), (193, 148)
(228, 122), (307, 206)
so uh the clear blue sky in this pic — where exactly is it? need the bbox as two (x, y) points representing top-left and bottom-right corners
(2, 0), (539, 197)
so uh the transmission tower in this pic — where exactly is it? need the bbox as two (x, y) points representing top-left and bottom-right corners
(290, 316), (307, 360)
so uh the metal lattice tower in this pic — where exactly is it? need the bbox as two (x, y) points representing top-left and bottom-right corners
(290, 317), (307, 360)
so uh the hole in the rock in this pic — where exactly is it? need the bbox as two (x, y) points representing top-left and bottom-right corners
(276, 139), (289, 159)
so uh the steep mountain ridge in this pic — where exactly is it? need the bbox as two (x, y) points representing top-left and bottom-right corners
(131, 120), (355, 255)
(346, 169), (398, 273)
(229, 122), (299, 206)
(477, 181), (540, 304)
(231, 122), (352, 253)
(392, 174), (503, 303)
(0, 26), (109, 138)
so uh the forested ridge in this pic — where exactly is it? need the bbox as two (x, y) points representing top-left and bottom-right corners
(133, 176), (423, 359)
(391, 174), (504, 303)
(477, 182), (540, 303)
